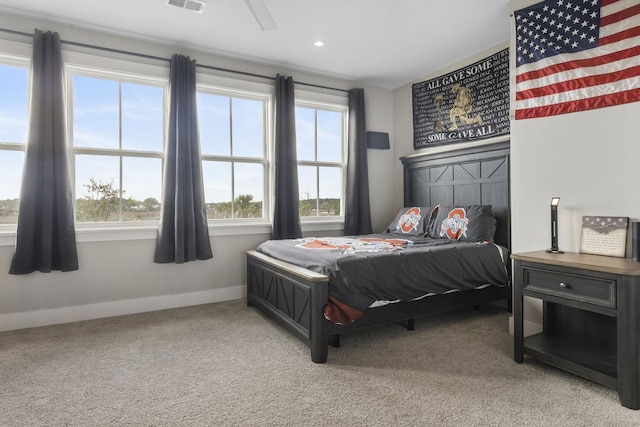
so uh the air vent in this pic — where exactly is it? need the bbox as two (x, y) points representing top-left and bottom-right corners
(165, 0), (206, 14)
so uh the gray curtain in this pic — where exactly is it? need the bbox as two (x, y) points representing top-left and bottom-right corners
(154, 54), (212, 263)
(344, 88), (373, 236)
(9, 30), (78, 275)
(271, 74), (302, 240)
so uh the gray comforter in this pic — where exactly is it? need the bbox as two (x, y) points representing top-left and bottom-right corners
(257, 234), (510, 314)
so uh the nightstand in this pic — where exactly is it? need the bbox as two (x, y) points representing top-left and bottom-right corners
(512, 251), (640, 409)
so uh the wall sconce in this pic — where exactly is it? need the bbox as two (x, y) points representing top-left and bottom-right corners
(546, 197), (563, 253)
(366, 131), (390, 150)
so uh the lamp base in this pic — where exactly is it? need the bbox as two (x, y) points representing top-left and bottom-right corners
(546, 249), (564, 254)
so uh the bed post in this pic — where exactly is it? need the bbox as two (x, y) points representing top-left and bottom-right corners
(310, 281), (329, 363)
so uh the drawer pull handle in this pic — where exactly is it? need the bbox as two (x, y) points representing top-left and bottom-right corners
(559, 282), (568, 288)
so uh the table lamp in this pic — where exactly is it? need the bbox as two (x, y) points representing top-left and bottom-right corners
(546, 197), (563, 253)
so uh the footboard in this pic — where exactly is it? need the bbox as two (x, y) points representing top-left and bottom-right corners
(246, 250), (330, 362)
(247, 249), (510, 363)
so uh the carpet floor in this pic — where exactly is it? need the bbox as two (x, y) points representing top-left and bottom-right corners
(1, 300), (638, 426)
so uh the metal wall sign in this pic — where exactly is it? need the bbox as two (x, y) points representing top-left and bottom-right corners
(412, 48), (510, 149)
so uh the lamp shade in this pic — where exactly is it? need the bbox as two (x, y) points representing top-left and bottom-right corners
(366, 131), (390, 150)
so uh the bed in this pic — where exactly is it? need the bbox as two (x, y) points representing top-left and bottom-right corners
(246, 141), (511, 363)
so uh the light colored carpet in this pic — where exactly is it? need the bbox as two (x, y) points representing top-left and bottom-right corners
(1, 300), (638, 426)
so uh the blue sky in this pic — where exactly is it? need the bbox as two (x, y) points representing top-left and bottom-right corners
(198, 93), (266, 205)
(295, 107), (342, 200)
(72, 75), (164, 203)
(73, 76), (163, 152)
(0, 64), (28, 200)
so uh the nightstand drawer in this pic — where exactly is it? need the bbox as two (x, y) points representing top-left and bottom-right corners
(522, 267), (616, 309)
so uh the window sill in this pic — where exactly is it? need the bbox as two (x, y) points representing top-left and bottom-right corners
(0, 219), (345, 246)
(0, 229), (14, 247)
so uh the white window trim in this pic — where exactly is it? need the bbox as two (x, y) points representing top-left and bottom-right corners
(0, 218), (346, 246)
(0, 39), (32, 61)
(0, 48), (30, 237)
(294, 96), (349, 223)
(0, 42), (349, 243)
(67, 64), (167, 227)
(197, 83), (272, 222)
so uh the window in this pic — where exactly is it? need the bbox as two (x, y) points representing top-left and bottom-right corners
(295, 103), (346, 218)
(197, 88), (269, 220)
(0, 58), (29, 225)
(69, 68), (165, 223)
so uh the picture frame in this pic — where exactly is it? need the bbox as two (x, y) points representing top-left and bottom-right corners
(411, 48), (510, 149)
(580, 216), (629, 258)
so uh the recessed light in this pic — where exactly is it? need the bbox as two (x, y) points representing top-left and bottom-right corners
(313, 40), (325, 47)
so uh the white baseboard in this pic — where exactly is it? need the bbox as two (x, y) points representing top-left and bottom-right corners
(0, 285), (246, 332)
(508, 315), (543, 336)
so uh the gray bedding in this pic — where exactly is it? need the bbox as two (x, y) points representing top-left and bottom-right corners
(257, 234), (510, 317)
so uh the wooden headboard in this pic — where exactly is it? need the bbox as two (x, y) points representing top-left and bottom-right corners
(400, 141), (510, 250)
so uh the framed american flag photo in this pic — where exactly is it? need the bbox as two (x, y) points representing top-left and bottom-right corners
(580, 216), (629, 258)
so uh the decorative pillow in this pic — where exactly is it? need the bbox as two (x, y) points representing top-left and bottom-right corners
(385, 207), (431, 236)
(428, 205), (496, 242)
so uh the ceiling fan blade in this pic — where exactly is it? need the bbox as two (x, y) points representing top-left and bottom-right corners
(244, 0), (278, 31)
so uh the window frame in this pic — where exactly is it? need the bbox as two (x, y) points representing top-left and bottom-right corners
(0, 39), (349, 245)
(0, 50), (31, 233)
(196, 83), (272, 224)
(294, 97), (348, 223)
(66, 64), (168, 226)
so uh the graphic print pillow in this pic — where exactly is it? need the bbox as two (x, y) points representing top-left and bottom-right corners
(428, 205), (496, 242)
(385, 207), (431, 236)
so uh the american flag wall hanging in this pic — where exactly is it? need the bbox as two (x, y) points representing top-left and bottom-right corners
(511, 0), (640, 119)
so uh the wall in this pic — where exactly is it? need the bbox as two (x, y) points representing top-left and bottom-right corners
(362, 85), (401, 233)
(0, 13), (396, 331)
(511, 105), (640, 254)
(392, 43), (510, 159)
(0, 234), (264, 330)
(508, 0), (640, 331)
(395, 1), (640, 332)
(507, 0), (640, 253)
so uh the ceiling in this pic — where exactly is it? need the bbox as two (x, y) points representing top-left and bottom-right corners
(0, 0), (511, 89)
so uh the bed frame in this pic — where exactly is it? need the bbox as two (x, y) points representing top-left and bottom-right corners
(246, 141), (511, 363)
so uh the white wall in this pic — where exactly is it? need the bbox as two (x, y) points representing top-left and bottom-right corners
(0, 233), (266, 330)
(510, 101), (640, 333)
(394, 1), (640, 332)
(14, 1), (634, 334)
(508, 0), (640, 331)
(0, 13), (395, 331)
(508, 0), (640, 254)
(390, 43), (511, 235)
(362, 85), (402, 233)
(511, 104), (640, 254)
(392, 43), (510, 160)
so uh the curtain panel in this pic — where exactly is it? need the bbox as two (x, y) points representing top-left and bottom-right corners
(344, 88), (373, 236)
(271, 74), (302, 240)
(9, 30), (79, 275)
(154, 54), (212, 264)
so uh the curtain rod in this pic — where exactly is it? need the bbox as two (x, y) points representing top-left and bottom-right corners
(0, 27), (352, 94)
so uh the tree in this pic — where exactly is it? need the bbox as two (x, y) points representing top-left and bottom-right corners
(77, 178), (122, 222)
(211, 201), (231, 219)
(324, 198), (340, 215)
(299, 199), (313, 216)
(234, 194), (260, 218)
(142, 197), (160, 211)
